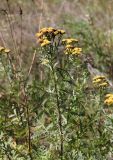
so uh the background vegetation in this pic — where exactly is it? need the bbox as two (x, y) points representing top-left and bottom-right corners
(1, 0), (113, 159)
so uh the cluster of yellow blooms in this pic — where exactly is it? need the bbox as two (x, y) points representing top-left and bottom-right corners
(92, 75), (113, 106)
(0, 46), (10, 54)
(36, 27), (65, 47)
(92, 75), (108, 88)
(104, 94), (113, 106)
(36, 27), (82, 56)
(62, 38), (82, 55)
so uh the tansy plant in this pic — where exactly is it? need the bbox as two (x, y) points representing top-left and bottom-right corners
(34, 27), (113, 160)
(1, 27), (113, 160)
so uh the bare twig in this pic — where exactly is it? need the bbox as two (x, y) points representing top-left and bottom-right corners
(27, 50), (36, 78)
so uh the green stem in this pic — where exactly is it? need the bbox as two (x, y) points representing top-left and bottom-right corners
(23, 89), (32, 160)
(51, 64), (64, 160)
(26, 105), (32, 159)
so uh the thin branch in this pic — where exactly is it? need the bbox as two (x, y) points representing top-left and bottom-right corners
(22, 88), (33, 160)
(27, 50), (36, 78)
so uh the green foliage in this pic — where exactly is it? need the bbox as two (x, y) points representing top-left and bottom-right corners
(0, 26), (113, 160)
(1, 1), (113, 159)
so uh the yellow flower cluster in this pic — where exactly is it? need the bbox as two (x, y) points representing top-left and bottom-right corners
(104, 94), (113, 105)
(0, 46), (10, 54)
(92, 75), (108, 88)
(62, 38), (78, 44)
(40, 38), (51, 47)
(62, 38), (82, 55)
(36, 27), (65, 47)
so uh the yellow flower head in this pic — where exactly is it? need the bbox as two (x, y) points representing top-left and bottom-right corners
(105, 94), (113, 98)
(4, 49), (10, 53)
(99, 82), (108, 87)
(62, 38), (78, 44)
(40, 27), (48, 33)
(93, 76), (105, 81)
(0, 47), (10, 54)
(41, 39), (51, 47)
(93, 78), (101, 83)
(64, 47), (82, 55)
(72, 47), (82, 55)
(92, 75), (108, 88)
(36, 27), (65, 47)
(58, 30), (65, 34)
(36, 32), (43, 38)
(54, 30), (59, 35)
(65, 45), (73, 49)
(53, 29), (65, 36)
(104, 93), (113, 105)
(47, 27), (55, 33)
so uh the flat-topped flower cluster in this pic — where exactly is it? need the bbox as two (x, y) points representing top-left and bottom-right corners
(104, 94), (113, 106)
(92, 75), (113, 106)
(62, 38), (82, 55)
(92, 75), (108, 88)
(36, 27), (65, 47)
(36, 27), (82, 56)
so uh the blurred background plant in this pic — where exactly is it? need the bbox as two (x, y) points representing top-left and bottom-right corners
(1, 0), (113, 160)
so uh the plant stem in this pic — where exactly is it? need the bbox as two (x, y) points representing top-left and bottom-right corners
(26, 105), (32, 159)
(23, 88), (32, 160)
(52, 65), (64, 160)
